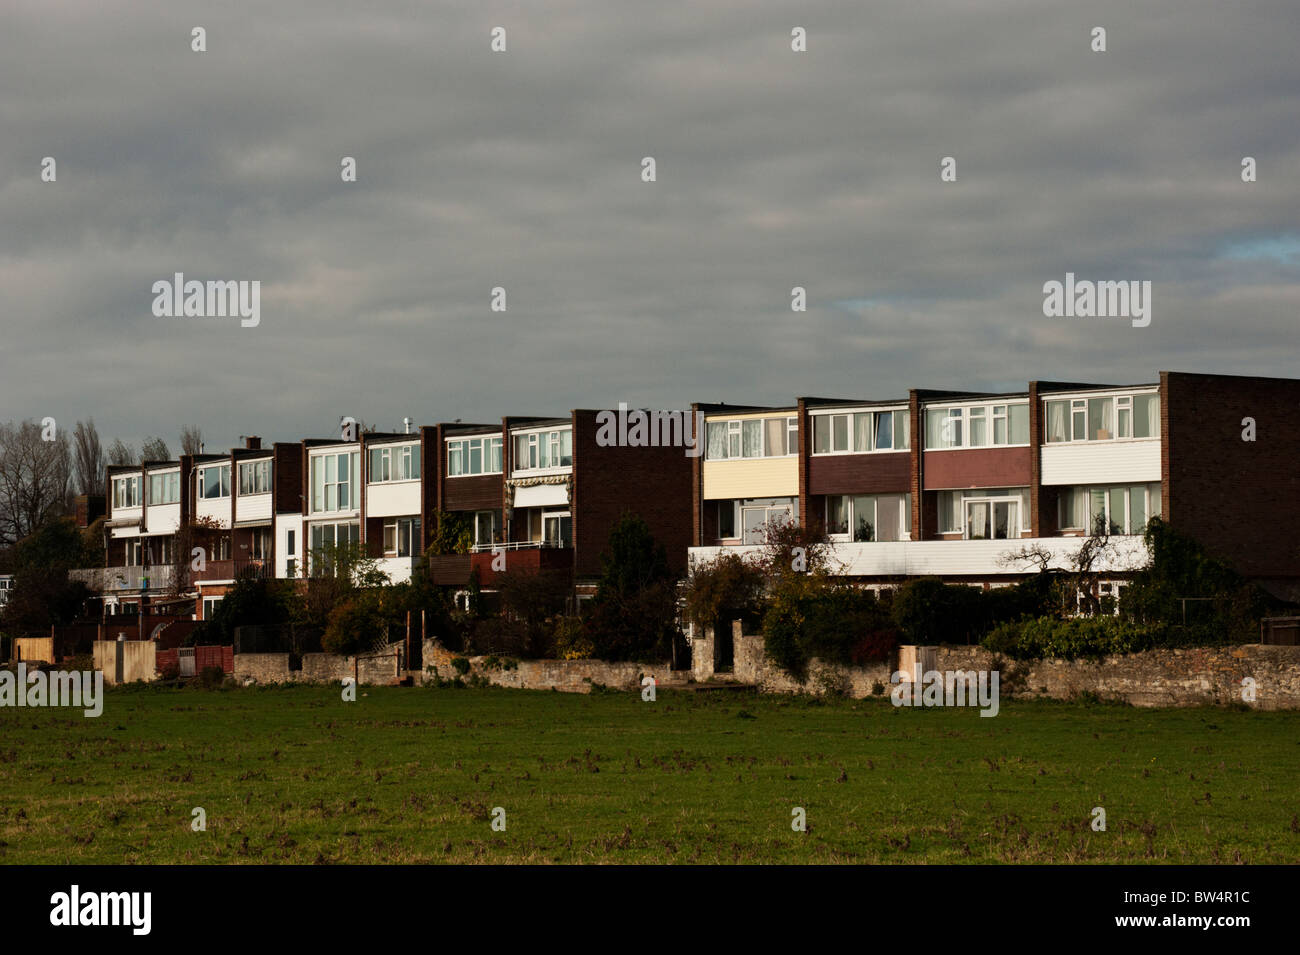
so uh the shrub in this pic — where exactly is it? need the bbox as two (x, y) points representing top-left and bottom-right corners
(553, 616), (594, 660)
(979, 615), (1242, 661)
(195, 665), (225, 689)
(450, 656), (471, 675)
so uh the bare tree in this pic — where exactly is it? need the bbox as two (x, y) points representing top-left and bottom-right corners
(0, 419), (73, 547)
(72, 419), (105, 497)
(179, 425), (204, 456)
(140, 436), (171, 462)
(107, 439), (136, 467)
(1000, 519), (1117, 616)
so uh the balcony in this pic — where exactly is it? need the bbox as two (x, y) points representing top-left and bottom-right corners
(688, 536), (1150, 579)
(192, 558), (270, 583)
(69, 565), (176, 593)
(470, 542), (572, 586)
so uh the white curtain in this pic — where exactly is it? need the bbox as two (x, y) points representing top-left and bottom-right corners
(1048, 402), (1067, 442)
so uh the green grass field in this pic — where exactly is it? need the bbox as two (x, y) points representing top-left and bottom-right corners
(2, 684), (1297, 864)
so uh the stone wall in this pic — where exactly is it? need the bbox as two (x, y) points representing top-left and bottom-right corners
(727, 621), (1300, 709)
(934, 643), (1300, 709)
(233, 653), (293, 684)
(423, 641), (688, 694)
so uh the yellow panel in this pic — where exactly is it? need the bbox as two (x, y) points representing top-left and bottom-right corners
(703, 457), (799, 499)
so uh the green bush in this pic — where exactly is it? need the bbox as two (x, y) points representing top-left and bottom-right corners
(450, 656), (471, 675)
(982, 615), (1245, 661)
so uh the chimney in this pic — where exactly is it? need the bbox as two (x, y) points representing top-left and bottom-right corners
(245, 435), (262, 450)
(403, 417), (413, 435)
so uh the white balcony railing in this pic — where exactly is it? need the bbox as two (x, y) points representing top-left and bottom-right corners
(688, 536), (1150, 578)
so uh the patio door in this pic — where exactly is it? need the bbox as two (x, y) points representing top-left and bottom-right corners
(965, 499), (1018, 540)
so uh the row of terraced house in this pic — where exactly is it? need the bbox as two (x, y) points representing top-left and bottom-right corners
(69, 371), (1300, 622)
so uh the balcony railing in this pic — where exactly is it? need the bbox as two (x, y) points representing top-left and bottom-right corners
(192, 558), (270, 582)
(470, 539), (570, 553)
(69, 565), (176, 593)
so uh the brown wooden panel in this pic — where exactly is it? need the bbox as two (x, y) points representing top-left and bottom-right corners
(807, 452), (911, 496)
(923, 447), (1033, 489)
(443, 474), (503, 512)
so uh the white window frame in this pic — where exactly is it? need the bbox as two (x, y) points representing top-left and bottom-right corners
(511, 428), (572, 473)
(310, 452), (360, 514)
(810, 408), (910, 456)
(238, 460), (271, 496)
(824, 493), (912, 542)
(925, 402), (1030, 450)
(1044, 391), (1160, 444)
(113, 475), (141, 509)
(148, 471), (180, 505)
(198, 464), (231, 501)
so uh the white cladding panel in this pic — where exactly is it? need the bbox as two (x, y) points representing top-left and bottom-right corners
(1040, 441), (1161, 486)
(195, 496), (232, 527)
(366, 481), (421, 518)
(238, 493), (273, 523)
(689, 536), (1149, 577)
(374, 556), (416, 585)
(147, 503), (181, 534)
(514, 483), (570, 508)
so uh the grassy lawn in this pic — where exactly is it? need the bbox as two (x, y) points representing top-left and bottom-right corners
(1, 684), (1297, 864)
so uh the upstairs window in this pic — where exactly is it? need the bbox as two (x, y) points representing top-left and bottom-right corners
(370, 443), (421, 482)
(149, 472), (179, 505)
(1045, 393), (1159, 443)
(707, 416), (800, 460)
(925, 403), (1028, 449)
(198, 465), (231, 500)
(310, 452), (360, 513)
(512, 430), (571, 471)
(238, 460), (271, 495)
(809, 410), (909, 455)
(113, 475), (141, 509)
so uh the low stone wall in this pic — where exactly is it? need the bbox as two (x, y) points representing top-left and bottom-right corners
(934, 644), (1300, 709)
(423, 643), (688, 693)
(728, 622), (1300, 708)
(233, 653), (293, 684)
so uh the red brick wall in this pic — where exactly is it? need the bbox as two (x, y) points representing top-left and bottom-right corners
(572, 409), (694, 579)
(807, 451), (910, 496)
(1164, 371), (1300, 581)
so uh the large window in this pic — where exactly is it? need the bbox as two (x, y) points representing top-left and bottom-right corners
(707, 416), (800, 459)
(238, 460), (271, 495)
(810, 410), (909, 454)
(925, 403), (1030, 449)
(1045, 393), (1159, 443)
(198, 465), (231, 500)
(447, 436), (502, 477)
(148, 472), (179, 505)
(371, 443), (422, 482)
(248, 528), (272, 560)
(715, 498), (799, 544)
(512, 430), (571, 471)
(1058, 483), (1162, 535)
(113, 475), (141, 509)
(308, 521), (361, 574)
(825, 494), (911, 542)
(937, 487), (1032, 538)
(310, 452), (360, 513)
(382, 517), (421, 557)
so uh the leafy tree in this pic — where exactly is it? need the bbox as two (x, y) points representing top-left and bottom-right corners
(427, 511), (472, 556)
(681, 551), (767, 635)
(0, 518), (98, 632)
(199, 574), (298, 645)
(584, 514), (680, 662)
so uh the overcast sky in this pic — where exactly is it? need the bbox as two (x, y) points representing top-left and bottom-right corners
(2, 0), (1298, 452)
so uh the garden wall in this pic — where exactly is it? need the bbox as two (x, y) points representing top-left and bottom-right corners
(422, 642), (689, 694)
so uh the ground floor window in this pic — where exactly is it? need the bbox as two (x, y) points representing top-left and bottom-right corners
(202, 595), (223, 619)
(383, 517), (421, 557)
(309, 521), (361, 575)
(825, 493), (911, 542)
(1058, 483), (1161, 535)
(715, 498), (798, 544)
(937, 487), (1031, 538)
